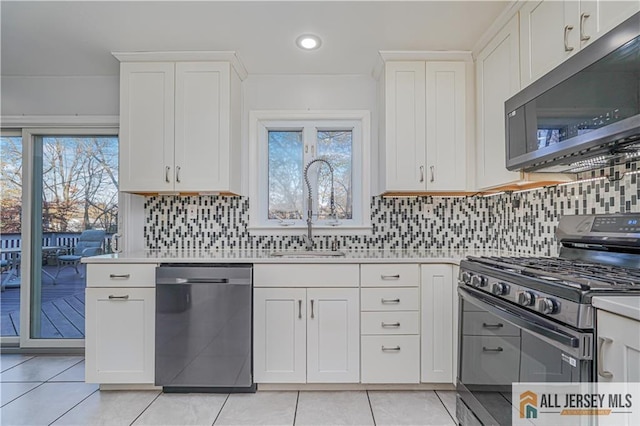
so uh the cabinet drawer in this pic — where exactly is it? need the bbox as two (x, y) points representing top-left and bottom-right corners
(460, 335), (520, 385)
(86, 264), (157, 287)
(254, 264), (359, 287)
(361, 335), (420, 383)
(361, 311), (419, 335)
(462, 312), (520, 336)
(361, 264), (419, 287)
(361, 288), (419, 311)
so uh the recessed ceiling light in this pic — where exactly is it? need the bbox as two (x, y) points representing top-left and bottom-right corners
(296, 34), (321, 50)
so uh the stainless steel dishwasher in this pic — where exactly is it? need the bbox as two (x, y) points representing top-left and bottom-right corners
(155, 264), (255, 392)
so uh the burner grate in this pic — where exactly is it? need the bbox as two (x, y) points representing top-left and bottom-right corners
(470, 256), (640, 289)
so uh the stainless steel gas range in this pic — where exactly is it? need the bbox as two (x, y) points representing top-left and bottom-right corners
(456, 213), (640, 426)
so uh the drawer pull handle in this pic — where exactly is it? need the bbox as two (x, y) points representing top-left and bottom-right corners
(298, 300), (302, 319)
(580, 12), (591, 41)
(109, 274), (131, 279)
(381, 274), (400, 280)
(564, 25), (575, 52)
(310, 299), (315, 319)
(381, 322), (401, 328)
(382, 346), (401, 352)
(108, 295), (129, 300)
(381, 298), (400, 304)
(598, 337), (613, 379)
(482, 322), (504, 329)
(482, 346), (503, 352)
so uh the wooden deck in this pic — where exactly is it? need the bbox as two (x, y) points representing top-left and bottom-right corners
(1, 264), (86, 338)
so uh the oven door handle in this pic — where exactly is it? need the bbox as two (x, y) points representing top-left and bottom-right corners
(459, 287), (582, 350)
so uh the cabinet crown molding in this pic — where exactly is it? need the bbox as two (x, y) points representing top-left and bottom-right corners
(111, 51), (248, 80)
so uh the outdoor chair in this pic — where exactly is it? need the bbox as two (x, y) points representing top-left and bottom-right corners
(1, 253), (21, 291)
(54, 229), (105, 281)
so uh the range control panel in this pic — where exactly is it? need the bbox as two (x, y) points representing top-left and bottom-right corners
(591, 215), (640, 233)
(556, 214), (640, 245)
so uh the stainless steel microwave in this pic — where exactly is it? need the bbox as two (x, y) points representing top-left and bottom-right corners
(505, 12), (640, 173)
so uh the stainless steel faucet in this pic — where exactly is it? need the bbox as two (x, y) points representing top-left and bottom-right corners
(303, 158), (336, 251)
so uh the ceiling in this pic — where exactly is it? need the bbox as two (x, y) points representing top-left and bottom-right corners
(1, 1), (508, 77)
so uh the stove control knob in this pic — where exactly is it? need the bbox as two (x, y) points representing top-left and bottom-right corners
(518, 291), (535, 307)
(492, 282), (509, 296)
(538, 298), (558, 314)
(470, 275), (487, 288)
(461, 271), (472, 285)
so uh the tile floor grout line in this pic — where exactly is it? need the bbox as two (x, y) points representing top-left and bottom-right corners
(435, 390), (457, 425)
(0, 381), (46, 408)
(292, 390), (300, 425)
(47, 387), (100, 426)
(366, 390), (377, 426)
(211, 392), (231, 425)
(0, 355), (36, 374)
(46, 357), (84, 382)
(129, 389), (163, 425)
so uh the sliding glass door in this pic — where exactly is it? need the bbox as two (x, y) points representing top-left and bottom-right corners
(1, 131), (23, 342)
(17, 128), (118, 348)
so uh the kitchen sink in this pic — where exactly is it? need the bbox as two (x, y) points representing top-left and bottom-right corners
(269, 250), (346, 258)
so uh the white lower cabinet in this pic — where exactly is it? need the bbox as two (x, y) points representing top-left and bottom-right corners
(85, 287), (155, 384)
(360, 264), (421, 384)
(253, 287), (360, 383)
(421, 264), (454, 383)
(361, 335), (420, 383)
(597, 310), (640, 382)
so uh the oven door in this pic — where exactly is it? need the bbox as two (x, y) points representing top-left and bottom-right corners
(457, 286), (593, 425)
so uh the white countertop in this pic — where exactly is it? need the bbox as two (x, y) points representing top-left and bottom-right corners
(592, 296), (640, 322)
(83, 248), (511, 265)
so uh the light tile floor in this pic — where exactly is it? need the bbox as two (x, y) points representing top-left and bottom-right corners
(0, 354), (458, 426)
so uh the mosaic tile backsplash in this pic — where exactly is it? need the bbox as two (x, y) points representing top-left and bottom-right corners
(145, 161), (640, 256)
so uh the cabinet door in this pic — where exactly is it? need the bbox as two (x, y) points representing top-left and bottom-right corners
(253, 288), (306, 383)
(425, 62), (466, 191)
(307, 288), (360, 383)
(597, 310), (640, 382)
(421, 264), (454, 383)
(476, 15), (522, 190)
(520, 0), (577, 87)
(85, 287), (155, 383)
(119, 62), (175, 192)
(383, 61), (426, 192)
(579, 0), (640, 49)
(175, 62), (231, 192)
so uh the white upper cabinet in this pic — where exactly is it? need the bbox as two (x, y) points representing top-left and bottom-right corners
(476, 15), (523, 190)
(520, 0), (639, 87)
(382, 61), (427, 192)
(117, 54), (243, 194)
(379, 58), (470, 194)
(425, 62), (467, 191)
(119, 62), (175, 193)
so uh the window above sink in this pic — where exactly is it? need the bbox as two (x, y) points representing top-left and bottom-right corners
(248, 110), (372, 236)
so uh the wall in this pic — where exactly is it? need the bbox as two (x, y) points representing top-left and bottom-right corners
(240, 74), (378, 194)
(1, 76), (119, 116)
(145, 161), (640, 256)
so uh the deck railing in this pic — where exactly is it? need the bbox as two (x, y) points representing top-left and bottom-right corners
(0, 232), (115, 261)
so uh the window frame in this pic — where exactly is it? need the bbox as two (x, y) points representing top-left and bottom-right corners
(249, 110), (371, 236)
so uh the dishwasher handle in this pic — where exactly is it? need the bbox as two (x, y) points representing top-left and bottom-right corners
(156, 277), (233, 285)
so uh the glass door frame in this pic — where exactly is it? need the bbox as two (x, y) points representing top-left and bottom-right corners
(0, 129), (23, 347)
(20, 127), (119, 349)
